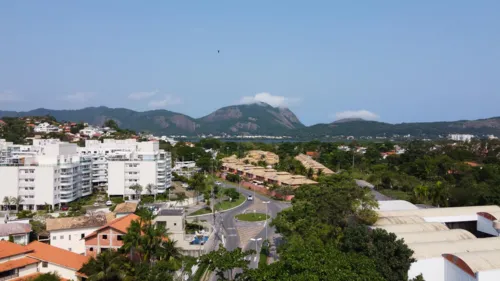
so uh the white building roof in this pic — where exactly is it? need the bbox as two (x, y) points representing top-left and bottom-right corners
(444, 250), (500, 275)
(374, 222), (448, 234)
(374, 216), (425, 226)
(396, 229), (475, 244)
(408, 237), (500, 260)
(377, 205), (500, 218)
(377, 200), (418, 211)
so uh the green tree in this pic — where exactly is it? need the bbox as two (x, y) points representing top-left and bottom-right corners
(80, 250), (129, 281)
(10, 196), (24, 212)
(33, 272), (61, 281)
(200, 246), (254, 281)
(2, 196), (10, 210)
(146, 183), (157, 201)
(129, 184), (143, 200)
(104, 119), (119, 130)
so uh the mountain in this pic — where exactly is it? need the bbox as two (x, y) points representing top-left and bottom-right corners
(2, 104), (500, 137)
(0, 103), (305, 136)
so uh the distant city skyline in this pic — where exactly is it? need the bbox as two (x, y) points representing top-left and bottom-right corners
(1, 1), (499, 125)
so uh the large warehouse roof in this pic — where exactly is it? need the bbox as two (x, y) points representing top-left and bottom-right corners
(374, 222), (448, 234)
(443, 250), (500, 277)
(377, 200), (418, 211)
(374, 216), (425, 226)
(408, 237), (500, 260)
(395, 229), (475, 244)
(377, 205), (500, 218)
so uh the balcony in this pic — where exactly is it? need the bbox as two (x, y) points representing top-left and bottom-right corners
(18, 173), (35, 179)
(18, 181), (35, 188)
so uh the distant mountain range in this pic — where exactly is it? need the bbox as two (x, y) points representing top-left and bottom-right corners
(1, 103), (500, 138)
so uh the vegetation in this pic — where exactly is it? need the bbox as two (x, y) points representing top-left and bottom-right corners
(188, 207), (212, 216)
(215, 195), (245, 211)
(235, 213), (269, 222)
(32, 272), (61, 281)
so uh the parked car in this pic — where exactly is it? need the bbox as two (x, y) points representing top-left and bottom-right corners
(93, 202), (99, 207)
(247, 195), (254, 201)
(105, 200), (112, 206)
(61, 206), (69, 211)
(215, 181), (222, 186)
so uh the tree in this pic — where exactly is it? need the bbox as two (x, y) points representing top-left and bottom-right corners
(341, 226), (415, 281)
(10, 196), (24, 212)
(129, 184), (143, 200)
(33, 272), (61, 281)
(80, 250), (129, 281)
(307, 168), (314, 179)
(2, 196), (10, 210)
(104, 119), (119, 130)
(146, 183), (157, 201)
(200, 246), (254, 281)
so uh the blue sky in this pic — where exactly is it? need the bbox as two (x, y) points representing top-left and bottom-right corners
(0, 1), (499, 125)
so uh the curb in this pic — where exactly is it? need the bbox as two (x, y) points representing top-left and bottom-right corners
(186, 198), (247, 218)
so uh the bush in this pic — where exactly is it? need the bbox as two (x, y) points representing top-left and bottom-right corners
(224, 188), (240, 201)
(110, 197), (125, 204)
(141, 196), (154, 204)
(226, 174), (240, 183)
(17, 210), (35, 219)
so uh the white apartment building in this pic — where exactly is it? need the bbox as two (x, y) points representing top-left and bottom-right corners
(33, 122), (61, 134)
(448, 134), (475, 142)
(0, 139), (92, 211)
(77, 139), (172, 199)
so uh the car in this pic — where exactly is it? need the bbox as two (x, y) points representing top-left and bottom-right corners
(93, 202), (99, 207)
(61, 206), (69, 211)
(215, 181), (222, 186)
(247, 195), (253, 201)
(105, 200), (112, 206)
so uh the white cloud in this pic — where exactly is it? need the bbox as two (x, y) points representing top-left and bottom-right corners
(148, 95), (182, 108)
(128, 90), (157, 100)
(239, 92), (300, 108)
(0, 90), (21, 102)
(63, 92), (96, 103)
(334, 110), (379, 120)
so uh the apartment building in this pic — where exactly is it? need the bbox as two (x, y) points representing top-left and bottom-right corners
(78, 139), (172, 199)
(0, 139), (92, 211)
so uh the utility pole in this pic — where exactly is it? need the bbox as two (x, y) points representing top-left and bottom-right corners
(263, 201), (270, 239)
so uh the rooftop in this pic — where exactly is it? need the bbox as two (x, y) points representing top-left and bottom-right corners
(85, 213), (140, 238)
(396, 229), (475, 244)
(46, 213), (114, 231)
(0, 240), (32, 259)
(377, 205), (500, 218)
(374, 222), (448, 234)
(373, 216), (425, 226)
(443, 250), (500, 276)
(26, 241), (90, 271)
(114, 202), (138, 214)
(377, 200), (419, 211)
(158, 209), (184, 216)
(0, 223), (32, 236)
(408, 237), (500, 260)
(0, 257), (38, 272)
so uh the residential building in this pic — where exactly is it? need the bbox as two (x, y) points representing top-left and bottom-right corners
(78, 139), (172, 198)
(0, 139), (92, 211)
(448, 134), (475, 142)
(46, 212), (115, 254)
(84, 214), (140, 257)
(0, 240), (89, 281)
(33, 122), (61, 134)
(0, 223), (31, 245)
(241, 150), (279, 165)
(294, 153), (335, 177)
(114, 202), (138, 218)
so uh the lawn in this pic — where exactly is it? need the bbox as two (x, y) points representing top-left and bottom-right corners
(188, 207), (212, 216)
(235, 212), (270, 222)
(378, 189), (412, 201)
(215, 195), (246, 211)
(258, 253), (268, 268)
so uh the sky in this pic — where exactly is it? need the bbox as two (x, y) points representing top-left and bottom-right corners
(0, 1), (499, 125)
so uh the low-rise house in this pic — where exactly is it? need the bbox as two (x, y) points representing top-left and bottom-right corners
(46, 212), (115, 254)
(295, 154), (335, 177)
(0, 240), (89, 281)
(114, 202), (138, 218)
(0, 223), (31, 245)
(84, 214), (139, 257)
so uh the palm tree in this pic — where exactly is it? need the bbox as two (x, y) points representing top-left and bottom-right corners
(414, 185), (429, 203)
(10, 196), (24, 212)
(129, 184), (143, 200)
(146, 183), (156, 201)
(2, 196), (10, 211)
(80, 250), (129, 281)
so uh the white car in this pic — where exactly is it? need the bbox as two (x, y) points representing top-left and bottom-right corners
(215, 181), (222, 186)
(93, 202), (99, 207)
(105, 200), (112, 206)
(247, 195), (254, 201)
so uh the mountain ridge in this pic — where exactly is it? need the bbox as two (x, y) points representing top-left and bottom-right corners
(1, 104), (500, 137)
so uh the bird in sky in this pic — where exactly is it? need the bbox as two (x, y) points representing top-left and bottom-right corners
(217, 50), (220, 53)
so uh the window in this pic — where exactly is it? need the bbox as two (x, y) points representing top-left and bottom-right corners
(60, 235), (64, 239)
(69, 235), (71, 241)
(173, 223), (177, 226)
(42, 262), (48, 268)
(102, 234), (108, 240)
(117, 235), (123, 241)
(89, 247), (94, 252)
(52, 236), (56, 240)
(81, 233), (85, 239)
(68, 248), (72, 252)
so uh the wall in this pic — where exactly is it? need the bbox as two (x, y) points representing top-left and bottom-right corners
(477, 269), (500, 281)
(107, 162), (125, 196)
(443, 259), (476, 281)
(0, 166), (20, 200)
(34, 166), (56, 206)
(85, 227), (125, 257)
(477, 216), (499, 237)
(409, 257), (445, 281)
(39, 262), (79, 280)
(50, 227), (99, 254)
(18, 263), (38, 277)
(138, 161), (157, 193)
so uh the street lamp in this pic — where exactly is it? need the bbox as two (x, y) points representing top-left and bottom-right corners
(262, 201), (270, 239)
(250, 238), (262, 255)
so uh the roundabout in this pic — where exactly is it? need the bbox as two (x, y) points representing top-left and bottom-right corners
(235, 212), (270, 222)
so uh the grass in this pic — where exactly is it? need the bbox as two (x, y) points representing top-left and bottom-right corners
(235, 212), (270, 222)
(192, 262), (209, 281)
(215, 195), (246, 211)
(259, 253), (268, 268)
(188, 207), (212, 216)
(378, 189), (412, 201)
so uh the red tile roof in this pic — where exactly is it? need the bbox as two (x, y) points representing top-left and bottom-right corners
(10, 273), (69, 281)
(26, 241), (90, 271)
(85, 214), (140, 239)
(0, 257), (38, 272)
(0, 241), (32, 259)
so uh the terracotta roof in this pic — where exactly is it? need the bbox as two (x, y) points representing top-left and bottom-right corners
(0, 257), (38, 272)
(46, 213), (111, 231)
(114, 202), (138, 214)
(0, 223), (32, 236)
(0, 240), (32, 259)
(26, 241), (90, 271)
(85, 213), (140, 239)
(464, 161), (481, 167)
(10, 273), (69, 281)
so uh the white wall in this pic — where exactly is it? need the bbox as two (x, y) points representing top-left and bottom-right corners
(18, 263), (39, 276)
(0, 234), (29, 245)
(138, 161), (157, 193)
(34, 166), (56, 206)
(409, 257), (445, 281)
(39, 262), (79, 280)
(0, 166), (20, 200)
(444, 259), (476, 281)
(477, 269), (500, 281)
(108, 162), (125, 196)
(477, 216), (499, 236)
(50, 227), (99, 254)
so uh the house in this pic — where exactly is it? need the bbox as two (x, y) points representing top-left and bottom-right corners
(46, 212), (115, 254)
(114, 202), (138, 218)
(0, 120), (6, 127)
(84, 214), (140, 257)
(0, 240), (89, 281)
(0, 223), (31, 245)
